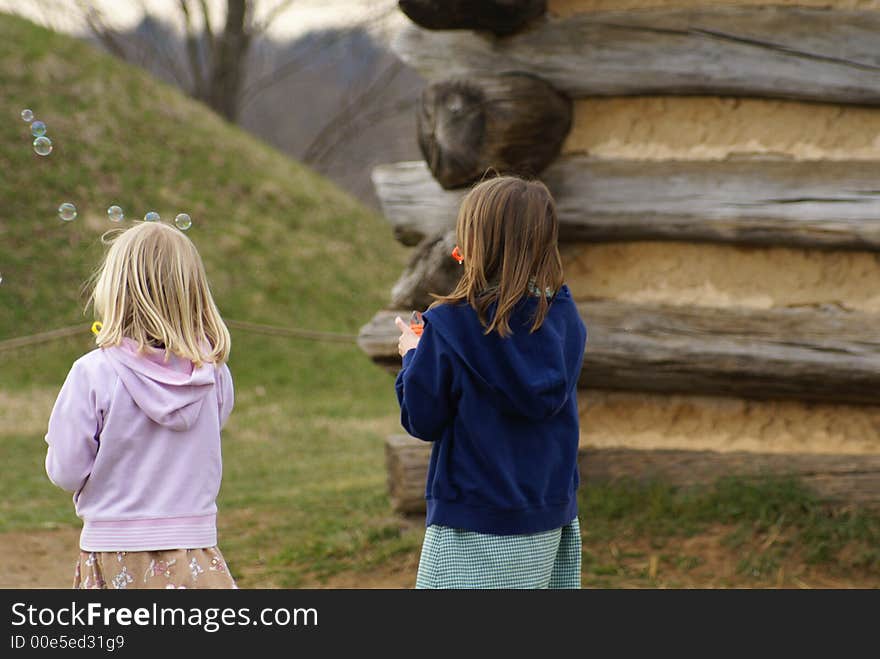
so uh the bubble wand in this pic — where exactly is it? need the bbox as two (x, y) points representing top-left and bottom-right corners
(409, 310), (424, 336)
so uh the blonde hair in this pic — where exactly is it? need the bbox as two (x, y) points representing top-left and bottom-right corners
(431, 175), (563, 337)
(89, 221), (230, 366)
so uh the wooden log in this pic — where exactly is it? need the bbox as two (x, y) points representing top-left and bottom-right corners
(418, 74), (572, 189)
(579, 448), (880, 507)
(359, 302), (880, 404)
(386, 434), (433, 514)
(385, 435), (880, 514)
(373, 162), (457, 245)
(577, 301), (880, 403)
(393, 6), (880, 105)
(390, 230), (461, 311)
(373, 159), (880, 249)
(387, 434), (580, 514)
(398, 0), (546, 36)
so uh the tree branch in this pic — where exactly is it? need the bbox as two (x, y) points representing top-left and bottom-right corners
(251, 0), (297, 35)
(75, 0), (127, 59)
(140, 13), (190, 88)
(199, 0), (215, 52)
(239, 3), (398, 108)
(311, 96), (417, 166)
(178, 0), (206, 98)
(302, 58), (404, 162)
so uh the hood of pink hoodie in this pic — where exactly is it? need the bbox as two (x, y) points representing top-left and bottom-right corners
(103, 339), (216, 431)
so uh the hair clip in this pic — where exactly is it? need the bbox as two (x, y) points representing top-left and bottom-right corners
(91, 321), (103, 336)
(451, 246), (464, 264)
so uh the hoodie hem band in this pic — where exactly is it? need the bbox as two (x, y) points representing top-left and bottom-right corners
(80, 513), (217, 552)
(425, 498), (578, 536)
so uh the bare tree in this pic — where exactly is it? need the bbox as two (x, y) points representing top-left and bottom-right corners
(301, 59), (415, 165)
(76, 1), (287, 122)
(238, 3), (396, 108)
(203, 0), (251, 121)
(75, 0), (400, 127)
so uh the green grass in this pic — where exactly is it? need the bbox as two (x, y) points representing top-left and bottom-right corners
(0, 14), (400, 336)
(578, 477), (880, 586)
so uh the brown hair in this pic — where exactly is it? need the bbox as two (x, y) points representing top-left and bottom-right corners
(430, 175), (563, 337)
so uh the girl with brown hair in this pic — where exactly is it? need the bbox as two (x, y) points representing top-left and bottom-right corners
(394, 175), (587, 588)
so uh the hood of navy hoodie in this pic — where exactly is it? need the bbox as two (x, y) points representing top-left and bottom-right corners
(423, 285), (587, 421)
(103, 338), (216, 431)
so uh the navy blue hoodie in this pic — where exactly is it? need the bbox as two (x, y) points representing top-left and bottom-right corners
(395, 285), (587, 535)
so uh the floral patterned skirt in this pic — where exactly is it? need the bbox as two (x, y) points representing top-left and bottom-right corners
(73, 547), (237, 589)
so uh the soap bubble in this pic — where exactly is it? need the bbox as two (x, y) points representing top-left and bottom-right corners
(144, 211), (160, 222)
(21, 109), (33, 122)
(58, 202), (77, 222)
(174, 213), (192, 231)
(33, 136), (52, 156)
(30, 120), (46, 137)
(107, 205), (124, 222)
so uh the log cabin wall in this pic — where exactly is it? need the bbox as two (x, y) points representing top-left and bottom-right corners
(545, 1), (880, 460)
(362, 0), (880, 510)
(564, 97), (880, 162)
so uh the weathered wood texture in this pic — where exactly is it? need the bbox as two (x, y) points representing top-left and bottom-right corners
(358, 310), (407, 367)
(374, 159), (880, 249)
(386, 434), (433, 514)
(418, 74), (572, 188)
(393, 7), (880, 104)
(390, 230), (461, 310)
(386, 435), (880, 514)
(386, 436), (575, 515)
(398, 0), (546, 35)
(359, 302), (880, 404)
(580, 449), (880, 507)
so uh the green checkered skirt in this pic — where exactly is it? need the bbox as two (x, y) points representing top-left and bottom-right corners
(415, 518), (581, 589)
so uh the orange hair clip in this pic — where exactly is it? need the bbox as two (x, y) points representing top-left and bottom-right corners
(451, 245), (463, 264)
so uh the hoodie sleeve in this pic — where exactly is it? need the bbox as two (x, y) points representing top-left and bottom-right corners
(217, 363), (234, 430)
(45, 357), (108, 493)
(395, 321), (455, 442)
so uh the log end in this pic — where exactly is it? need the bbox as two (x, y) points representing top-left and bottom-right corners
(417, 73), (572, 189)
(398, 0), (546, 35)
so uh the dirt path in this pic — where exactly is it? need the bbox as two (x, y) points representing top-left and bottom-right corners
(5, 526), (875, 589)
(0, 527), (81, 588)
(0, 526), (418, 589)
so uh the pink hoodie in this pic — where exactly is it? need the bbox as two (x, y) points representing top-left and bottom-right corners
(45, 339), (233, 552)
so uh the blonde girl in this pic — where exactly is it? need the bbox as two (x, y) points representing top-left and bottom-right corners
(395, 175), (587, 589)
(45, 221), (236, 589)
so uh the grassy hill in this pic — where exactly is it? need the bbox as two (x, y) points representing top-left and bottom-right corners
(0, 12), (416, 586)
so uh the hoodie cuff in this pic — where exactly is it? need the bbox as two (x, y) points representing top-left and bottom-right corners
(402, 347), (417, 369)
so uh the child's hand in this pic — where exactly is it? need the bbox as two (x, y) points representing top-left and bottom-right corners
(395, 316), (420, 357)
